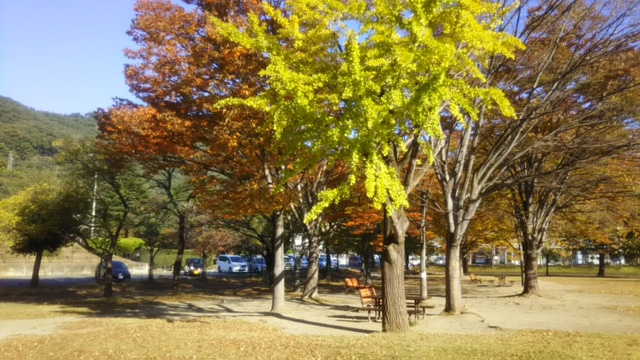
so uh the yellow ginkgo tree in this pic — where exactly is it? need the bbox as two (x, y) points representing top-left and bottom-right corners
(213, 0), (520, 331)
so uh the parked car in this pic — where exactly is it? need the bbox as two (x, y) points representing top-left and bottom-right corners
(184, 257), (205, 276)
(319, 255), (338, 268)
(408, 255), (421, 268)
(250, 257), (267, 273)
(348, 255), (362, 268)
(434, 256), (445, 266)
(373, 254), (381, 267)
(217, 255), (249, 273)
(297, 256), (309, 270)
(284, 255), (295, 271)
(95, 260), (131, 282)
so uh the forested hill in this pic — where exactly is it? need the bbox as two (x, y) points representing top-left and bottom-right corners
(0, 96), (97, 163)
(0, 96), (99, 198)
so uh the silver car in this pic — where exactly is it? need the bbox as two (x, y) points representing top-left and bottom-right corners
(284, 255), (295, 271)
(250, 257), (267, 273)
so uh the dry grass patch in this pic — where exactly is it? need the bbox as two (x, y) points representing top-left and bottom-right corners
(608, 305), (640, 317)
(1, 317), (639, 359)
(0, 303), (90, 320)
(542, 277), (640, 297)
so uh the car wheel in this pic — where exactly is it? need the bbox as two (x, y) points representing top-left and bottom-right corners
(228, 267), (233, 273)
(218, 266), (222, 273)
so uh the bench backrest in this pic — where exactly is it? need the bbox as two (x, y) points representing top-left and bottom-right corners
(345, 278), (355, 287)
(359, 286), (377, 306)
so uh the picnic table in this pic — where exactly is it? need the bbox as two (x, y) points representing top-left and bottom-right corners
(361, 292), (427, 321)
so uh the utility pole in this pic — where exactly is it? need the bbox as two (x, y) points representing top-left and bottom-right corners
(7, 151), (13, 171)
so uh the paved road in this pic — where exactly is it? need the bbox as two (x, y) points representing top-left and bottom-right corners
(0, 276), (98, 288)
(0, 270), (254, 289)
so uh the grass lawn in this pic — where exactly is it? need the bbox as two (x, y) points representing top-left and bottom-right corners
(1, 275), (639, 359)
(465, 264), (640, 277)
(2, 318), (639, 359)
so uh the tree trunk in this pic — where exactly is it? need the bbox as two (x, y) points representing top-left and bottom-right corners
(597, 252), (606, 277)
(461, 252), (469, 276)
(30, 249), (43, 288)
(293, 263), (300, 291)
(104, 255), (114, 298)
(265, 248), (275, 286)
(172, 213), (186, 295)
(419, 191), (428, 299)
(270, 210), (286, 313)
(545, 252), (550, 276)
(521, 237), (542, 296)
(302, 231), (320, 299)
(148, 251), (156, 282)
(381, 209), (409, 332)
(444, 238), (463, 314)
(419, 238), (428, 300)
(363, 238), (373, 285)
(382, 244), (408, 332)
(201, 252), (208, 279)
(324, 247), (332, 281)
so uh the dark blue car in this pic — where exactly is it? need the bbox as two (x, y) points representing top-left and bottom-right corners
(95, 260), (131, 282)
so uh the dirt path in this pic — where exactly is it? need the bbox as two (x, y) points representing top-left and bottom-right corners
(186, 278), (640, 336)
(1, 277), (638, 339)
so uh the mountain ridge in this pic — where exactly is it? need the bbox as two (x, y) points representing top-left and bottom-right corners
(0, 95), (97, 162)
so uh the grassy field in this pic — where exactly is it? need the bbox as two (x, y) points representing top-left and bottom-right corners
(2, 318), (639, 359)
(1, 274), (640, 359)
(462, 264), (640, 277)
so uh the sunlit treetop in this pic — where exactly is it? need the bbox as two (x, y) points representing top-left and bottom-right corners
(213, 0), (523, 219)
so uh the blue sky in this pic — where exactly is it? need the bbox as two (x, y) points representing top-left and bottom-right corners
(0, 1), (138, 115)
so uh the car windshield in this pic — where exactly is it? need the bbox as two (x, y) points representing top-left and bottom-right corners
(189, 259), (203, 266)
(113, 261), (127, 269)
(229, 256), (244, 263)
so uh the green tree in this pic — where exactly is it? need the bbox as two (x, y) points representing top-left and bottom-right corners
(129, 190), (175, 281)
(0, 182), (88, 287)
(59, 141), (146, 297)
(116, 237), (146, 258)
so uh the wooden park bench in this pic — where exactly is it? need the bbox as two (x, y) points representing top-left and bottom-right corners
(356, 287), (382, 321)
(469, 273), (482, 284)
(345, 277), (367, 292)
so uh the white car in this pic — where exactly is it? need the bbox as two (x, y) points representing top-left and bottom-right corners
(217, 255), (249, 273)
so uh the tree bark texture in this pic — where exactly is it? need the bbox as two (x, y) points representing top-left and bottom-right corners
(597, 252), (606, 277)
(381, 209), (409, 332)
(270, 210), (286, 313)
(172, 213), (186, 295)
(30, 249), (43, 288)
(148, 255), (155, 281)
(522, 237), (541, 296)
(419, 191), (428, 299)
(104, 255), (114, 298)
(302, 227), (320, 299)
(444, 240), (463, 313)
